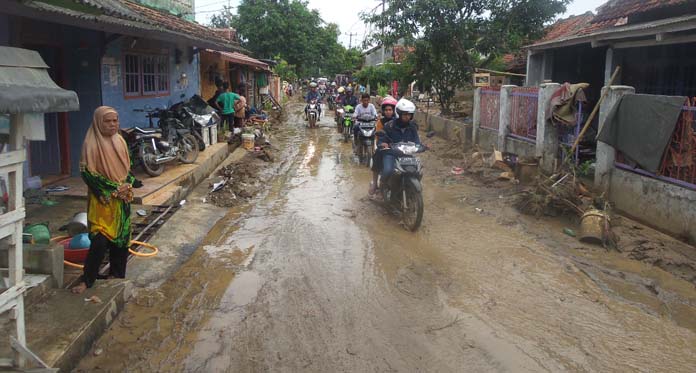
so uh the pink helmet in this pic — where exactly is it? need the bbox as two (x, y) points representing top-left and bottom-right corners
(381, 96), (398, 109)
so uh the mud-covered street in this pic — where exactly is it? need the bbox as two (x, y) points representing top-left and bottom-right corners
(77, 103), (696, 372)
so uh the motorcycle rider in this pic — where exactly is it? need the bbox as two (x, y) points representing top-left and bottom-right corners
(353, 93), (378, 149)
(304, 82), (322, 120)
(369, 96), (397, 195)
(376, 99), (422, 186)
(343, 86), (359, 107)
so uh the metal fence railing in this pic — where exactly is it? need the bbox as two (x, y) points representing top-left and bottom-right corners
(616, 98), (696, 190)
(480, 87), (501, 131)
(558, 101), (583, 164)
(508, 87), (539, 142)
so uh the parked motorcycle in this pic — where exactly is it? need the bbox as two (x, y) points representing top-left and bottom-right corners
(355, 114), (377, 166)
(341, 105), (355, 143)
(123, 108), (199, 177)
(379, 141), (426, 231)
(306, 99), (320, 128)
(169, 95), (220, 151)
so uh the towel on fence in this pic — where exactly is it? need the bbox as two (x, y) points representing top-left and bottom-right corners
(597, 94), (685, 173)
(547, 83), (589, 127)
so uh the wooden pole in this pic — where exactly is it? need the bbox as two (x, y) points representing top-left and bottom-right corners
(570, 66), (621, 154)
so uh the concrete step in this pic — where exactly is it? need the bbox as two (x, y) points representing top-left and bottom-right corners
(0, 279), (131, 371)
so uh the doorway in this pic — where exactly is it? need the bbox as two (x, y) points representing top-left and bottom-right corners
(24, 45), (70, 178)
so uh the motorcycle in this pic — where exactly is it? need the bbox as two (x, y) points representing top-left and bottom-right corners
(335, 105), (345, 133)
(379, 141), (426, 231)
(342, 105), (355, 143)
(328, 93), (338, 111)
(123, 108), (199, 177)
(169, 95), (220, 151)
(306, 99), (320, 128)
(355, 114), (377, 166)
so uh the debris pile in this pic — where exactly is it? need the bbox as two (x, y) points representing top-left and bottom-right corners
(207, 151), (273, 207)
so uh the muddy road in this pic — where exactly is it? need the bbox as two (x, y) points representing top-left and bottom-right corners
(78, 103), (696, 372)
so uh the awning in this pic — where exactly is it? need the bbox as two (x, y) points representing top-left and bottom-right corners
(205, 50), (271, 72)
(0, 47), (79, 114)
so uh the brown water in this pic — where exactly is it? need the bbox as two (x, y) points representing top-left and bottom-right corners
(77, 104), (696, 372)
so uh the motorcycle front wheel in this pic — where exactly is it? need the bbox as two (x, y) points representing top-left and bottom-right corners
(402, 182), (424, 231)
(193, 131), (206, 151)
(140, 142), (164, 177)
(178, 133), (200, 164)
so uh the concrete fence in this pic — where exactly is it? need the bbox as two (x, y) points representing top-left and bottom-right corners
(595, 86), (696, 242)
(472, 83), (562, 172)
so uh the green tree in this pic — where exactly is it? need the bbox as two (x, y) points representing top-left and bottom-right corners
(273, 57), (298, 82)
(212, 0), (361, 78)
(209, 5), (235, 28)
(362, 0), (568, 112)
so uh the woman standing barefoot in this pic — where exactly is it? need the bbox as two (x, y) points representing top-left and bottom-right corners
(72, 106), (134, 294)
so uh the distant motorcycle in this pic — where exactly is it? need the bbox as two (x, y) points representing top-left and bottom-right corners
(355, 114), (377, 166)
(328, 93), (338, 111)
(123, 108), (199, 177)
(378, 141), (426, 231)
(341, 105), (355, 143)
(306, 99), (320, 128)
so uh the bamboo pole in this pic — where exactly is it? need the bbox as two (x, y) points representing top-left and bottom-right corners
(570, 66), (621, 154)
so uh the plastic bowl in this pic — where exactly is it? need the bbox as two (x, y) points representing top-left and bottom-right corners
(60, 238), (89, 263)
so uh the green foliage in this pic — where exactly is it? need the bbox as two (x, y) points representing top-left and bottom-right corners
(273, 56), (298, 82)
(212, 1), (361, 78)
(377, 84), (389, 97)
(362, 0), (569, 112)
(353, 63), (413, 95)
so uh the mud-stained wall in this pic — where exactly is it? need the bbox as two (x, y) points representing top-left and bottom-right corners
(610, 168), (696, 243)
(505, 137), (536, 159)
(477, 128), (498, 150)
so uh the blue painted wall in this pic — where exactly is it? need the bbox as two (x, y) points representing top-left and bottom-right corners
(100, 38), (201, 129)
(62, 27), (103, 176)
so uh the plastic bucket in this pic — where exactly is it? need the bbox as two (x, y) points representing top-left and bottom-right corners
(579, 210), (608, 244)
(242, 133), (255, 150)
(67, 212), (88, 236)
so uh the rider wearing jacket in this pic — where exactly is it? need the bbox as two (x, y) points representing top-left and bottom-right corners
(376, 99), (421, 183)
(369, 96), (397, 195)
(342, 86), (359, 107)
(304, 82), (322, 120)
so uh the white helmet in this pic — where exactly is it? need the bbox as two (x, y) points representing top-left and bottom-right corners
(395, 98), (416, 118)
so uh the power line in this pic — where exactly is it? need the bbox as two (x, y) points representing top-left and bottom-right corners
(195, 0), (233, 10)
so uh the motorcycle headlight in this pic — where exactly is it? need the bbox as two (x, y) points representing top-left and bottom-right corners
(362, 129), (375, 137)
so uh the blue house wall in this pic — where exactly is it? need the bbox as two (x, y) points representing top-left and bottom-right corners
(101, 38), (201, 129)
(61, 27), (103, 176)
(0, 16), (103, 176)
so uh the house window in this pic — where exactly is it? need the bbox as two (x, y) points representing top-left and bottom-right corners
(124, 53), (169, 97)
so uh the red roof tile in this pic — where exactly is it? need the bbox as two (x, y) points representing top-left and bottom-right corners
(123, 1), (238, 49)
(538, 13), (596, 43)
(592, 0), (691, 23)
(502, 53), (527, 72)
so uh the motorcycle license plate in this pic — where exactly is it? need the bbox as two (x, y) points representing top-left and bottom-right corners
(398, 157), (417, 165)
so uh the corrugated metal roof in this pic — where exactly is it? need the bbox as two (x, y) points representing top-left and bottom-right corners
(0, 47), (79, 114)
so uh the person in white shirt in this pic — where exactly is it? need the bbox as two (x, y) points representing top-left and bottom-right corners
(353, 93), (378, 150)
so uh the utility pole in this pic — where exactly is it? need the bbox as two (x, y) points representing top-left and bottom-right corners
(347, 32), (358, 49)
(380, 0), (385, 64)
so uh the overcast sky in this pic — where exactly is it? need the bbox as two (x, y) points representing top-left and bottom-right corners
(194, 0), (607, 48)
